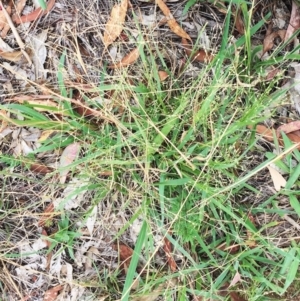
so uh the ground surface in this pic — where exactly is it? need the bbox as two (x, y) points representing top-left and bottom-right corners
(0, 0), (300, 300)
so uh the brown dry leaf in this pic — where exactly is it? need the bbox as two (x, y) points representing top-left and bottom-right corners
(30, 163), (53, 175)
(229, 292), (247, 301)
(0, 50), (23, 62)
(43, 285), (63, 301)
(266, 68), (280, 81)
(247, 213), (256, 226)
(193, 49), (214, 63)
(249, 124), (300, 148)
(0, 4), (12, 38)
(267, 166), (286, 191)
(192, 297), (203, 301)
(85, 246), (100, 270)
(286, 132), (300, 144)
(112, 243), (133, 273)
(229, 271), (241, 288)
(265, 23), (273, 37)
(59, 143), (81, 184)
(285, 1), (300, 42)
(167, 19), (191, 40)
(103, 0), (128, 47)
(292, 130), (300, 137)
(235, 9), (244, 34)
(213, 1), (227, 14)
(245, 240), (256, 247)
(99, 170), (113, 176)
(108, 47), (140, 68)
(38, 202), (55, 227)
(41, 228), (51, 248)
(262, 30), (286, 55)
(182, 38), (214, 63)
(217, 242), (240, 254)
(163, 237), (177, 272)
(72, 90), (97, 118)
(249, 124), (275, 142)
(158, 70), (169, 81)
(39, 130), (56, 142)
(74, 103), (95, 118)
(155, 0), (191, 40)
(12, 0), (56, 24)
(11, 0), (26, 24)
(277, 121), (300, 135)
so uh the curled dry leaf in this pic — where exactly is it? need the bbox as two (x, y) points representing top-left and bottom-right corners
(249, 124), (275, 142)
(73, 102), (95, 118)
(284, 132), (300, 145)
(217, 242), (240, 254)
(167, 19), (191, 40)
(43, 285), (63, 301)
(229, 271), (241, 288)
(267, 165), (286, 191)
(38, 202), (55, 227)
(39, 130), (56, 142)
(59, 143), (81, 184)
(108, 47), (139, 68)
(285, 0), (300, 42)
(0, 50), (23, 62)
(85, 246), (100, 271)
(248, 213), (256, 226)
(31, 29), (48, 80)
(229, 292), (247, 301)
(163, 237), (177, 272)
(277, 121), (300, 135)
(11, 0), (26, 25)
(291, 130), (300, 137)
(249, 124), (300, 149)
(72, 90), (98, 118)
(103, 0), (128, 47)
(182, 38), (214, 63)
(158, 70), (169, 81)
(30, 163), (53, 175)
(0, 3), (12, 38)
(266, 68), (280, 81)
(234, 9), (244, 34)
(112, 243), (133, 273)
(155, 0), (191, 40)
(13, 0), (56, 24)
(41, 228), (51, 248)
(262, 30), (286, 55)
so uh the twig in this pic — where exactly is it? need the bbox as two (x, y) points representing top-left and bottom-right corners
(283, 214), (300, 231)
(0, 1), (32, 64)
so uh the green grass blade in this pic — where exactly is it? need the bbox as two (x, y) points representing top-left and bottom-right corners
(37, 0), (47, 10)
(285, 164), (300, 189)
(121, 221), (147, 301)
(289, 195), (300, 217)
(283, 255), (299, 293)
(58, 50), (68, 98)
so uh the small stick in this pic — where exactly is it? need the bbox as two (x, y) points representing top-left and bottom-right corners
(283, 214), (300, 231)
(0, 0), (32, 65)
